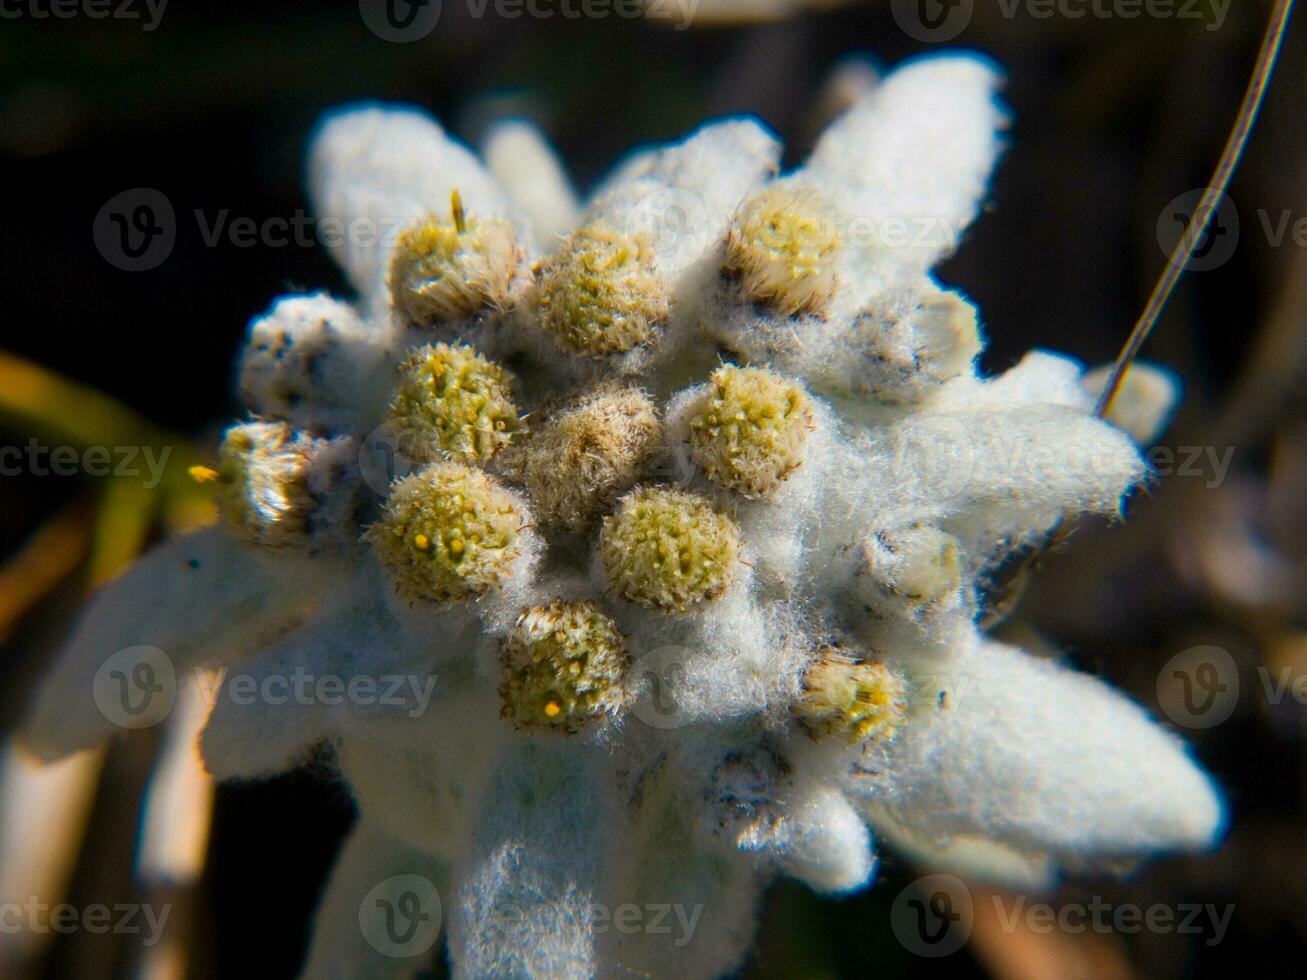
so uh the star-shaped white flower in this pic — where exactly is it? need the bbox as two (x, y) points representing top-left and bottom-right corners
(27, 53), (1220, 980)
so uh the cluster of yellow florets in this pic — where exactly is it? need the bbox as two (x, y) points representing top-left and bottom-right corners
(536, 224), (669, 356)
(600, 486), (740, 612)
(726, 184), (842, 316)
(499, 600), (631, 734)
(385, 342), (521, 465)
(505, 385), (662, 530)
(368, 462), (525, 603)
(217, 420), (321, 547)
(688, 364), (815, 498)
(388, 192), (521, 324)
(796, 646), (907, 744)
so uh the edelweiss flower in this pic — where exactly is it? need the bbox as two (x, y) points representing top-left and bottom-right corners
(26, 53), (1221, 979)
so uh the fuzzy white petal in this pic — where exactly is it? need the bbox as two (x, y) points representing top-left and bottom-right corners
(739, 784), (876, 894)
(25, 529), (336, 762)
(827, 401), (1146, 567)
(853, 637), (1224, 883)
(198, 619), (345, 781)
(483, 119), (580, 253)
(805, 53), (1006, 288)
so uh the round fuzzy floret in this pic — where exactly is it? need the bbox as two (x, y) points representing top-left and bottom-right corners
(217, 421), (321, 547)
(388, 197), (521, 324)
(858, 524), (962, 610)
(600, 487), (740, 612)
(369, 462), (525, 603)
(508, 386), (661, 530)
(688, 365), (815, 498)
(726, 184), (841, 316)
(536, 224), (669, 356)
(848, 286), (982, 404)
(796, 646), (907, 745)
(386, 342), (521, 465)
(499, 600), (631, 734)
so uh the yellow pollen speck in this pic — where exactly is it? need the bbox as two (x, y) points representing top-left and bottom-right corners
(543, 699), (562, 718)
(189, 465), (221, 483)
(413, 533), (431, 551)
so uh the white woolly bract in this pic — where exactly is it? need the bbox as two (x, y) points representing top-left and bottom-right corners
(853, 637), (1224, 884)
(482, 119), (580, 253)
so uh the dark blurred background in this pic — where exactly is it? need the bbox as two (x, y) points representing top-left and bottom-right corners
(2, 1), (1306, 977)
